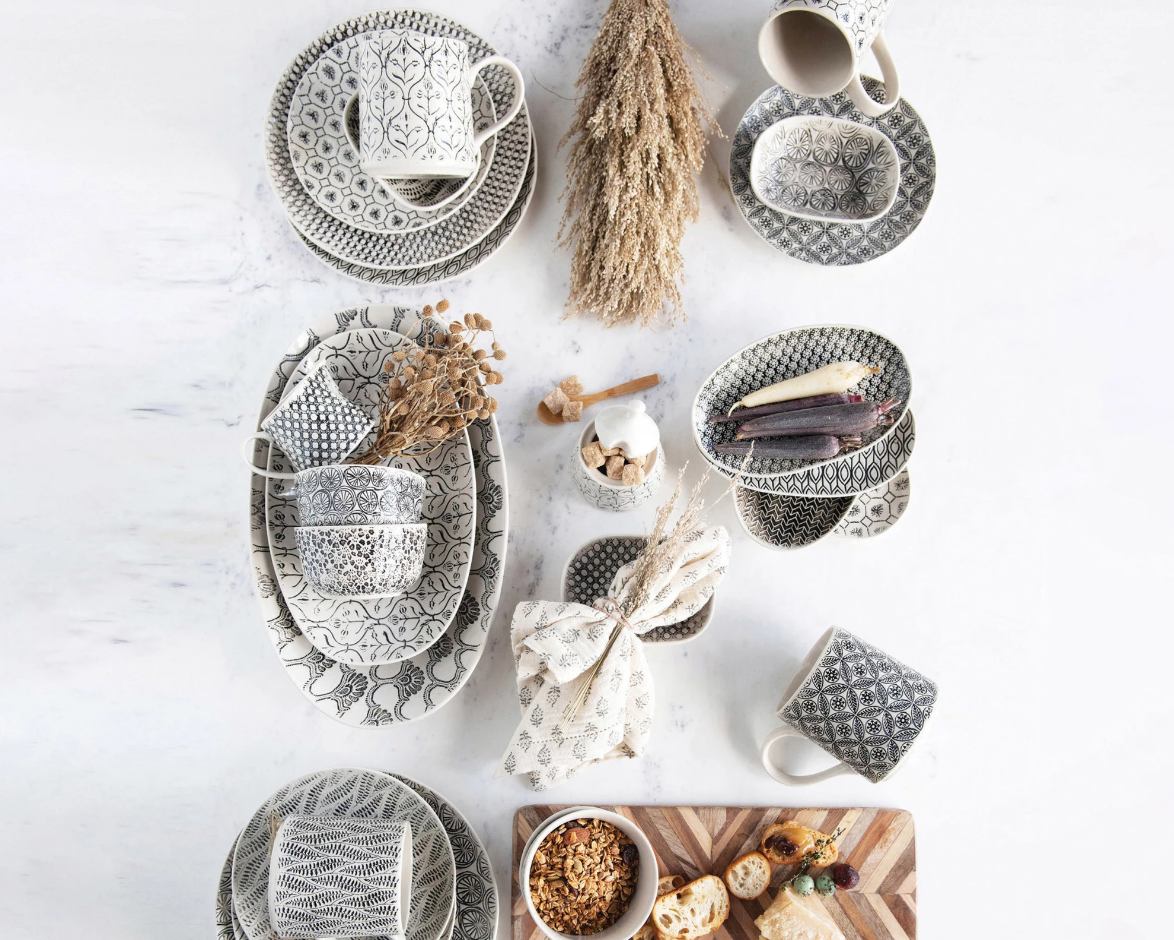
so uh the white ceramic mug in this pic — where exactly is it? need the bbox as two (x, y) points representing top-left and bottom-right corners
(758, 0), (900, 117)
(359, 29), (524, 180)
(760, 627), (938, 785)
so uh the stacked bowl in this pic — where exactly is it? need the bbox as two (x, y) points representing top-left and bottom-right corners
(691, 326), (915, 548)
(265, 10), (537, 285)
(216, 769), (497, 940)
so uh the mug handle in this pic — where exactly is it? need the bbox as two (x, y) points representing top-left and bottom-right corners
(469, 56), (525, 146)
(760, 726), (855, 786)
(846, 31), (900, 118)
(241, 433), (296, 480)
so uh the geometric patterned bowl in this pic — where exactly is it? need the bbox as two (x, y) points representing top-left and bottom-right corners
(286, 463), (425, 526)
(734, 488), (855, 551)
(750, 116), (899, 222)
(294, 523), (426, 598)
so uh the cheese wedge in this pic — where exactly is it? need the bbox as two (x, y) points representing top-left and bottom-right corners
(754, 885), (845, 940)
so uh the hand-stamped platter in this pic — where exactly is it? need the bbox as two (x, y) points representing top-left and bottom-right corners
(266, 328), (475, 666)
(834, 470), (911, 539)
(735, 488), (856, 551)
(248, 305), (508, 725)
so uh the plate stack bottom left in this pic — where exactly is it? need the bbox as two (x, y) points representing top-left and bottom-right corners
(266, 9), (537, 286)
(217, 769), (497, 940)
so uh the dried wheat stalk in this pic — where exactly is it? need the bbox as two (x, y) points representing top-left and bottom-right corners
(559, 0), (716, 329)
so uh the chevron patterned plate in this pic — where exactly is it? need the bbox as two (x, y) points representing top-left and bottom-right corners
(512, 805), (916, 940)
(735, 488), (855, 550)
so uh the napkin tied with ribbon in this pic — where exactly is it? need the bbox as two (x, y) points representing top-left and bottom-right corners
(498, 526), (730, 789)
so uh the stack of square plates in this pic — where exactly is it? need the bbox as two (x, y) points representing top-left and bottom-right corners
(266, 10), (536, 285)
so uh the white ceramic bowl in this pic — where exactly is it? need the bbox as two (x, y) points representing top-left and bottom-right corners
(570, 421), (666, 513)
(520, 807), (659, 940)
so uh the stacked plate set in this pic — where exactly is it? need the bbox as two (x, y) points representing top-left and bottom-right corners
(216, 768), (497, 940)
(266, 10), (537, 286)
(247, 305), (508, 725)
(691, 326), (915, 548)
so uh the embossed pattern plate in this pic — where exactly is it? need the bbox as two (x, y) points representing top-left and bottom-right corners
(231, 769), (455, 940)
(248, 305), (508, 724)
(731, 80), (935, 265)
(267, 329), (475, 666)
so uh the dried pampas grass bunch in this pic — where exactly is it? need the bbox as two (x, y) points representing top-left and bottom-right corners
(559, 0), (716, 329)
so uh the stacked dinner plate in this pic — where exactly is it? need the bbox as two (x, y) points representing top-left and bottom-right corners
(216, 769), (498, 940)
(691, 326), (915, 548)
(265, 10), (536, 285)
(246, 304), (508, 725)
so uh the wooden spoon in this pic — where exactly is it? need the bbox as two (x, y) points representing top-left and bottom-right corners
(537, 374), (660, 426)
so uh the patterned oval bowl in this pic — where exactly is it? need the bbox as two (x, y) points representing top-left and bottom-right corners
(294, 523), (426, 597)
(750, 116), (899, 222)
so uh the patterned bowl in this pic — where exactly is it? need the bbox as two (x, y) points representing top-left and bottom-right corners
(294, 523), (426, 597)
(734, 488), (855, 551)
(750, 116), (899, 222)
(281, 463), (425, 526)
(570, 421), (666, 512)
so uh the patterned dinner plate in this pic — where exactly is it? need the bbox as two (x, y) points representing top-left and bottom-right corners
(294, 133), (536, 285)
(560, 536), (713, 644)
(692, 325), (912, 481)
(267, 10), (531, 269)
(231, 769), (455, 940)
(833, 468), (911, 539)
(248, 305), (508, 725)
(708, 410), (915, 497)
(267, 329), (475, 667)
(216, 833), (244, 940)
(287, 34), (496, 235)
(731, 79), (935, 265)
(734, 488), (856, 551)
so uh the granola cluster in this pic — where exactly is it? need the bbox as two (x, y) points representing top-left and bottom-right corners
(529, 818), (640, 934)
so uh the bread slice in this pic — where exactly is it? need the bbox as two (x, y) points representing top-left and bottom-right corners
(755, 884), (845, 940)
(652, 874), (730, 940)
(760, 821), (838, 866)
(724, 851), (771, 900)
(634, 876), (689, 940)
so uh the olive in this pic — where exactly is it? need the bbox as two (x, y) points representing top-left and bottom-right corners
(831, 863), (859, 889)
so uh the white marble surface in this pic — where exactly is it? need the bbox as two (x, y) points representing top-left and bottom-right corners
(1, 0), (1171, 936)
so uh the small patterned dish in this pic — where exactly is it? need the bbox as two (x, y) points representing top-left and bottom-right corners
(750, 116), (898, 222)
(734, 488), (855, 551)
(560, 536), (714, 644)
(833, 469), (911, 538)
(570, 420), (665, 512)
(294, 523), (426, 598)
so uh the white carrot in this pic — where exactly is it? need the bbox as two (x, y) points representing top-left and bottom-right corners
(737, 361), (880, 409)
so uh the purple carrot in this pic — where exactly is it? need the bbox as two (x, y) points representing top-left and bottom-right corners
(708, 393), (862, 423)
(714, 435), (862, 460)
(736, 399), (899, 440)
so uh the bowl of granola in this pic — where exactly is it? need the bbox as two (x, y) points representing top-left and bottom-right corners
(520, 808), (658, 940)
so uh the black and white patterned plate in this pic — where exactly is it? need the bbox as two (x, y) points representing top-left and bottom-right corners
(711, 410), (914, 497)
(693, 325), (911, 479)
(288, 40), (496, 234)
(295, 134), (536, 285)
(267, 10), (531, 269)
(731, 79), (935, 265)
(560, 536), (714, 644)
(267, 330), (476, 666)
(248, 306), (508, 724)
(833, 468), (910, 538)
(231, 769), (455, 940)
(216, 833), (244, 940)
(735, 489), (856, 551)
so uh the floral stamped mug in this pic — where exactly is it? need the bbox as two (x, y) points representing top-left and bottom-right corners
(761, 627), (938, 785)
(358, 29), (524, 180)
(758, 0), (900, 117)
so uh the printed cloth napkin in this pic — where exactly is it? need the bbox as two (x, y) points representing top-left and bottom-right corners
(498, 526), (731, 789)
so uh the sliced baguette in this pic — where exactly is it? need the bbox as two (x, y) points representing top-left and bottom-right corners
(652, 874), (730, 940)
(724, 851), (771, 900)
(634, 876), (689, 940)
(755, 884), (845, 940)
(760, 821), (839, 866)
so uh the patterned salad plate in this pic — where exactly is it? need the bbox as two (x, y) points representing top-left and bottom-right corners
(833, 468), (911, 539)
(231, 769), (455, 940)
(248, 305), (508, 724)
(295, 135), (535, 286)
(561, 536), (714, 644)
(267, 329), (476, 667)
(734, 488), (856, 551)
(731, 79), (935, 265)
(693, 325), (911, 482)
(267, 10), (532, 270)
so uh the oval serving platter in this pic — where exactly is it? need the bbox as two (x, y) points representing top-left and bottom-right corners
(692, 325), (911, 481)
(266, 328), (475, 667)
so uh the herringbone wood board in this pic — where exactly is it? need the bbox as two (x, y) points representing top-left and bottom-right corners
(512, 806), (915, 940)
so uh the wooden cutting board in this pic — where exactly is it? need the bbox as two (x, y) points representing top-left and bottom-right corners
(511, 806), (915, 940)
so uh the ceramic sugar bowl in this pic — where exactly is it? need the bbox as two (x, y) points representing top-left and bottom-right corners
(570, 400), (665, 512)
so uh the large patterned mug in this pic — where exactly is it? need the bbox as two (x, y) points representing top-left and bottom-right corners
(359, 29), (524, 180)
(758, 0), (900, 117)
(760, 627), (938, 785)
